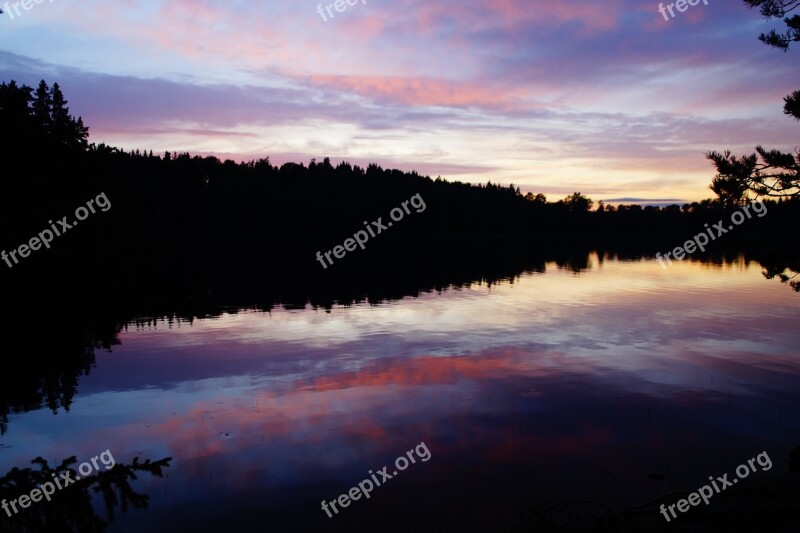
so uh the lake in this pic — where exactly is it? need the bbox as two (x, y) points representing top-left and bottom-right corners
(1, 253), (799, 531)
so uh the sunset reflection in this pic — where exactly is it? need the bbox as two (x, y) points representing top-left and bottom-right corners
(1, 257), (798, 531)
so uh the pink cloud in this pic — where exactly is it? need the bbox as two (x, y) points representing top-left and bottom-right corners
(303, 74), (523, 108)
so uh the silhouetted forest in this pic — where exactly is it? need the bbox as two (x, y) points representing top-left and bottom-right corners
(2, 79), (798, 285)
(2, 80), (798, 290)
(1, 79), (799, 436)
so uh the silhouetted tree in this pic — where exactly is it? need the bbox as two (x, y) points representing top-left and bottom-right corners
(48, 83), (89, 150)
(0, 80), (88, 155)
(784, 89), (800, 120)
(744, 0), (800, 50)
(708, 148), (800, 202)
(524, 192), (547, 204)
(32, 80), (53, 135)
(563, 192), (594, 212)
(0, 81), (34, 150)
(0, 455), (172, 532)
(707, 1), (800, 201)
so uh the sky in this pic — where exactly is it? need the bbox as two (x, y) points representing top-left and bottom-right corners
(0, 0), (798, 203)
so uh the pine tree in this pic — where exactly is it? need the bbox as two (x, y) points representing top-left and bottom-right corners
(51, 83), (72, 147)
(32, 80), (53, 135)
(0, 81), (35, 154)
(707, 1), (800, 201)
(73, 116), (89, 148)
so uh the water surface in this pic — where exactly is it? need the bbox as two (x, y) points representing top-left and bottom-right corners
(1, 254), (798, 531)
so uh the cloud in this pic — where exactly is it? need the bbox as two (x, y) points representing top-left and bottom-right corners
(603, 197), (685, 205)
(1, 0), (797, 200)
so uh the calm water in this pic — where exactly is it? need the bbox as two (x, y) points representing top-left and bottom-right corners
(2, 254), (799, 531)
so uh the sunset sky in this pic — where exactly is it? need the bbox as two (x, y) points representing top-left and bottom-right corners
(1, 0), (797, 203)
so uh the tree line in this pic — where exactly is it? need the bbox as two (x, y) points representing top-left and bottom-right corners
(1, 77), (798, 301)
